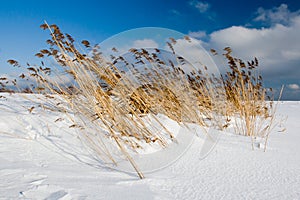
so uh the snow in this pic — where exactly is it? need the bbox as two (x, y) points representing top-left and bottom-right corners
(0, 94), (299, 199)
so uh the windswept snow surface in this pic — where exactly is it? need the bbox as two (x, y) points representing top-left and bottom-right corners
(0, 94), (299, 199)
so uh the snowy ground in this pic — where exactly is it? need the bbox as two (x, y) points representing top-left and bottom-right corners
(0, 94), (299, 199)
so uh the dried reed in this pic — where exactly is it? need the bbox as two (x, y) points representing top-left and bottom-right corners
(3, 24), (281, 178)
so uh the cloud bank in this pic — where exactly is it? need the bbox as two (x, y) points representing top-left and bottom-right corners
(186, 4), (300, 99)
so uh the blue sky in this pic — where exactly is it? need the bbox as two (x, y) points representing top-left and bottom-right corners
(0, 0), (300, 99)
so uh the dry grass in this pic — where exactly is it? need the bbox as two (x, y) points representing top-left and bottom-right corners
(211, 47), (281, 149)
(3, 24), (281, 178)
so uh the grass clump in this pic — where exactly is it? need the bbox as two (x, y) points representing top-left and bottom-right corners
(3, 23), (282, 178)
(211, 47), (282, 150)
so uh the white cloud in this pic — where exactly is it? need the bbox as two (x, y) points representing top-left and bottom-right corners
(188, 31), (207, 39)
(288, 84), (300, 90)
(189, 1), (210, 13)
(208, 15), (300, 80)
(196, 4), (300, 99)
(132, 39), (159, 49)
(254, 4), (300, 26)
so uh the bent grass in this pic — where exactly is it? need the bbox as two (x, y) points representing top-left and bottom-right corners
(2, 23), (281, 178)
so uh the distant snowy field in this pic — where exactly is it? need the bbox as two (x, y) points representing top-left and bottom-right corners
(0, 93), (299, 200)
